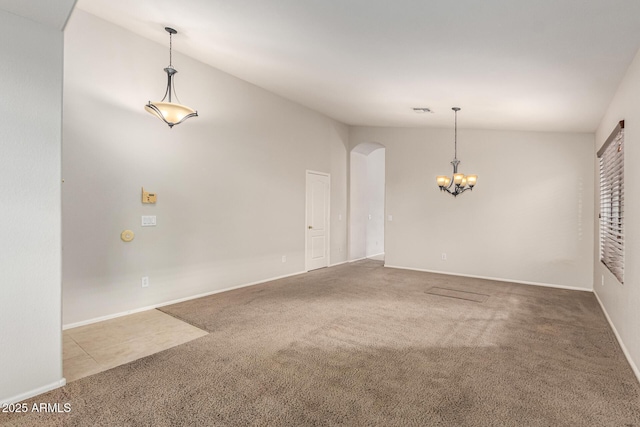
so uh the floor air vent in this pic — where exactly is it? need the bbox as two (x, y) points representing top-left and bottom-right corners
(426, 287), (490, 303)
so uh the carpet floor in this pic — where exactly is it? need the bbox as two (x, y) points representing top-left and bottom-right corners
(3, 260), (640, 426)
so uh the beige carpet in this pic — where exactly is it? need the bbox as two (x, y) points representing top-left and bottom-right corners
(3, 260), (640, 426)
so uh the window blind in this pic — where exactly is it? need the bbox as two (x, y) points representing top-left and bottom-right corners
(598, 120), (624, 283)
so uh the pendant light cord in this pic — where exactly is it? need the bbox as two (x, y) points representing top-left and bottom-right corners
(169, 32), (173, 67)
(454, 109), (458, 159)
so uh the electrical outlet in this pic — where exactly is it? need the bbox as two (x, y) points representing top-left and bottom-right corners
(339, 246), (342, 252)
(601, 275), (604, 286)
(282, 255), (286, 263)
(141, 276), (149, 288)
(441, 253), (447, 261)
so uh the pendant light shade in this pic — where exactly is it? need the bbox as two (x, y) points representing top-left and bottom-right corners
(145, 27), (198, 128)
(145, 100), (197, 127)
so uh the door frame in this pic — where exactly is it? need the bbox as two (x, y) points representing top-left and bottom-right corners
(305, 170), (331, 272)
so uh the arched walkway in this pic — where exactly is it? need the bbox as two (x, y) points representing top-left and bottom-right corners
(350, 142), (386, 261)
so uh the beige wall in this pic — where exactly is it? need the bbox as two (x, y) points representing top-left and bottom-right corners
(366, 149), (385, 257)
(350, 126), (594, 289)
(594, 48), (640, 378)
(0, 7), (69, 404)
(62, 10), (348, 326)
(349, 151), (368, 260)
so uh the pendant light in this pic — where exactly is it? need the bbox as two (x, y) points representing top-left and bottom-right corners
(145, 27), (198, 128)
(436, 107), (477, 196)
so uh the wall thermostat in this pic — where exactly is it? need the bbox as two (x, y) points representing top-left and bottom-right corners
(142, 187), (157, 204)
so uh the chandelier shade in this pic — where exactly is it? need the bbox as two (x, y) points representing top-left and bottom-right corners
(145, 100), (198, 127)
(436, 107), (477, 197)
(145, 27), (198, 128)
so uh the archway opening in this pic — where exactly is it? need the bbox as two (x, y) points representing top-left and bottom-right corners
(350, 142), (386, 262)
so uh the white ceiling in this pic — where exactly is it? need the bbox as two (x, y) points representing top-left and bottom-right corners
(0, 0), (76, 30)
(74, 0), (640, 132)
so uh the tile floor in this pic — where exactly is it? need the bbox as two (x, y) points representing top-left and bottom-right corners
(63, 309), (208, 382)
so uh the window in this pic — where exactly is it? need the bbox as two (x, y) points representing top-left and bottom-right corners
(598, 120), (624, 283)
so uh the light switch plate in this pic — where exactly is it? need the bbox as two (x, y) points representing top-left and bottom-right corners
(141, 215), (156, 227)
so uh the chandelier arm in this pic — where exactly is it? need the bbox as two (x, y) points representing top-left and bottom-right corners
(171, 75), (182, 105)
(441, 187), (454, 195)
(160, 72), (172, 102)
(440, 183), (475, 197)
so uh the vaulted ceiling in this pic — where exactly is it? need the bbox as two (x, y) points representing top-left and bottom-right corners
(0, 0), (76, 29)
(74, 0), (640, 132)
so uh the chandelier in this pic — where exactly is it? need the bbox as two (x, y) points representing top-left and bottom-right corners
(145, 27), (198, 128)
(436, 107), (477, 196)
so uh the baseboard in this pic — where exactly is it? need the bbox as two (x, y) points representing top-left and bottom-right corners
(349, 257), (367, 263)
(383, 264), (591, 292)
(593, 291), (640, 383)
(1, 378), (66, 406)
(366, 252), (385, 258)
(63, 270), (307, 330)
(329, 260), (348, 267)
(366, 252), (384, 259)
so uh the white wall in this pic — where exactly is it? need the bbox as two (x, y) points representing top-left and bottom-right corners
(593, 47), (640, 377)
(366, 149), (385, 257)
(62, 10), (348, 326)
(350, 126), (594, 289)
(0, 8), (68, 404)
(349, 152), (367, 260)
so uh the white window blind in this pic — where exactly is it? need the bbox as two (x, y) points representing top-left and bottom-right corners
(598, 120), (624, 284)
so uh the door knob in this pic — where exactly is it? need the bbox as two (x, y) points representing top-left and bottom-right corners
(308, 226), (312, 229)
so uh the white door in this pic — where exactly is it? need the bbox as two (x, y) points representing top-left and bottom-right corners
(306, 171), (330, 271)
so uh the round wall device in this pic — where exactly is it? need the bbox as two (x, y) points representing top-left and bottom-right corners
(121, 230), (135, 242)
